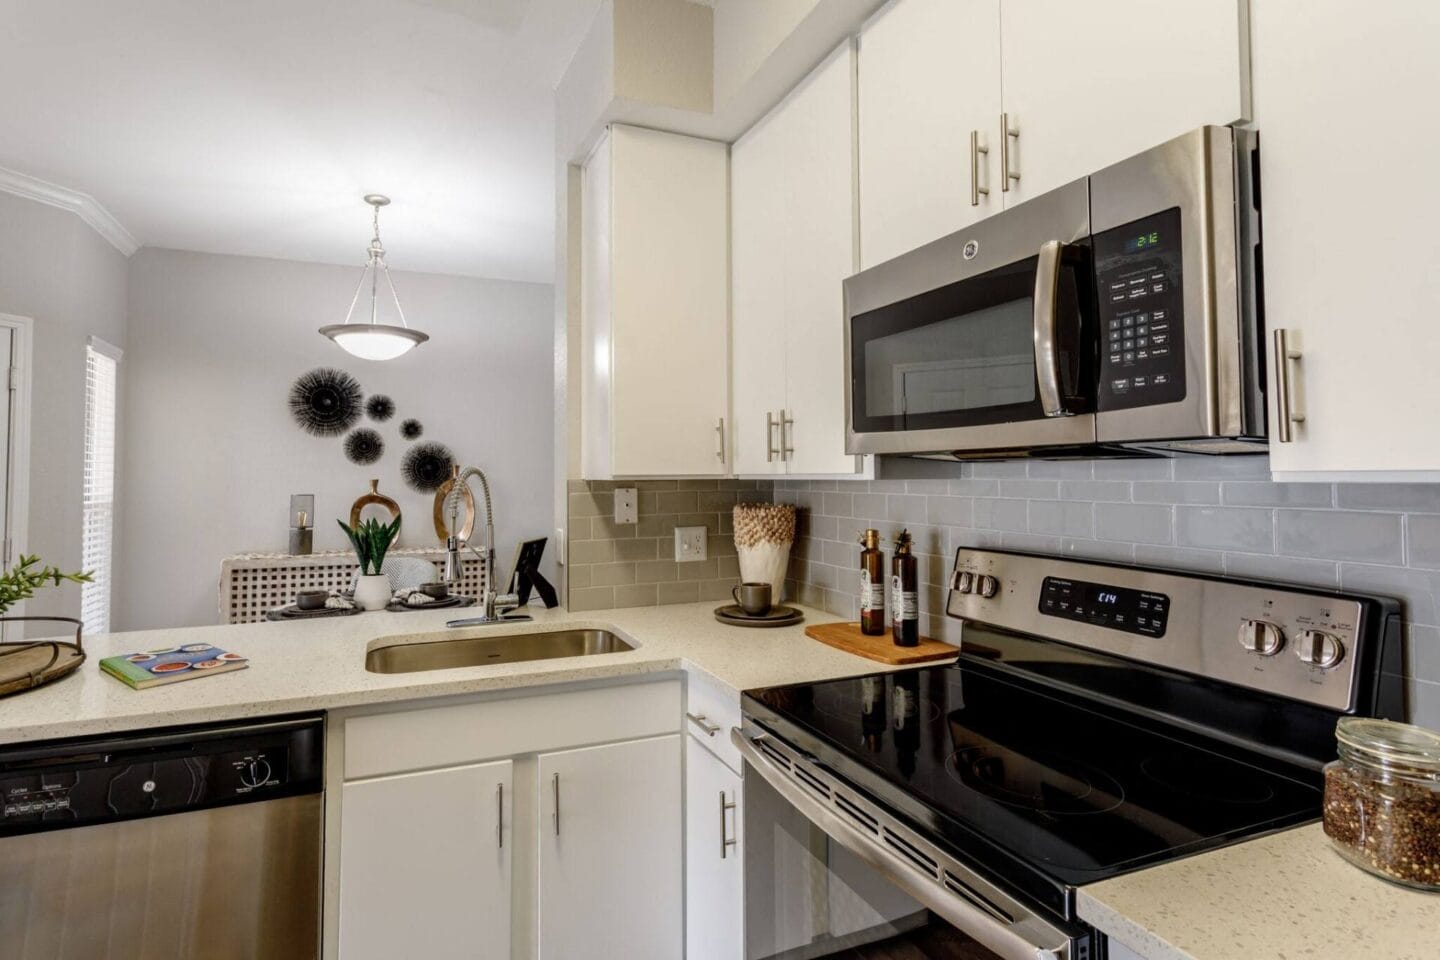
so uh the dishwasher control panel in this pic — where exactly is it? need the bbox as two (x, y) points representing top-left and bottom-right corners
(0, 715), (321, 835)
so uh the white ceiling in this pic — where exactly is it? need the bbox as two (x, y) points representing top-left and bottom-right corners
(0, 0), (603, 282)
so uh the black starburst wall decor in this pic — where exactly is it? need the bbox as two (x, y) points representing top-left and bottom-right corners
(366, 394), (395, 422)
(401, 442), (454, 492)
(344, 428), (385, 465)
(400, 418), (423, 440)
(289, 368), (363, 437)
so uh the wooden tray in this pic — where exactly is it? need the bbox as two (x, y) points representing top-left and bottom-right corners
(0, 617), (86, 698)
(805, 621), (959, 665)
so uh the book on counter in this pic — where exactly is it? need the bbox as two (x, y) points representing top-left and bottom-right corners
(99, 643), (249, 689)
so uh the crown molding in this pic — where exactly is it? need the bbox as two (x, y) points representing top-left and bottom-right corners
(0, 166), (138, 256)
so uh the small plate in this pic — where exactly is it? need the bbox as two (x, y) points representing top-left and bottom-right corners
(386, 595), (475, 613)
(266, 605), (363, 621)
(714, 604), (804, 628)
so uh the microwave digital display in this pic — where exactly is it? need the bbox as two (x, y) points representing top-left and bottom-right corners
(1125, 231), (1161, 253)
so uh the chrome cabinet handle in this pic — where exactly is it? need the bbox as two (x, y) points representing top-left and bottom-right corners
(970, 130), (989, 206)
(715, 417), (726, 463)
(552, 772), (560, 836)
(781, 411), (794, 461)
(720, 790), (737, 859)
(686, 712), (720, 736)
(1032, 240), (1068, 417)
(766, 412), (779, 462)
(1274, 329), (1305, 443)
(1000, 113), (1020, 191)
(496, 782), (504, 849)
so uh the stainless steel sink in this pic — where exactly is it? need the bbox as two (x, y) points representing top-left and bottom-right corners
(365, 628), (634, 674)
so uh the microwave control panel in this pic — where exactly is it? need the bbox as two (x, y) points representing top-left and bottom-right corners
(1094, 207), (1186, 410)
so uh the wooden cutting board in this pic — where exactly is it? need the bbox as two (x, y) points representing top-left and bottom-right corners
(805, 622), (959, 665)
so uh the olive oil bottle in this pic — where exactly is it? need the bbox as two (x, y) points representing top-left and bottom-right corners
(858, 529), (886, 635)
(891, 529), (919, 647)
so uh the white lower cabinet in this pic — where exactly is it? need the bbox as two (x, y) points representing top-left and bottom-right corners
(685, 734), (743, 960)
(537, 734), (683, 960)
(339, 760), (513, 960)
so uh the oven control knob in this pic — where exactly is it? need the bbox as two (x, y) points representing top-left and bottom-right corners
(1237, 619), (1285, 656)
(1295, 630), (1345, 669)
(975, 575), (999, 599)
(951, 571), (974, 594)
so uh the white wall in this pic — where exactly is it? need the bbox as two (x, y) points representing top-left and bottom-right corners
(119, 248), (553, 630)
(0, 191), (130, 626)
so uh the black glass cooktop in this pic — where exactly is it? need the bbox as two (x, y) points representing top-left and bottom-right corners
(743, 650), (1322, 914)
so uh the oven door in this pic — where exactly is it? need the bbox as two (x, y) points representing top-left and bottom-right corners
(734, 727), (1081, 960)
(844, 178), (1098, 457)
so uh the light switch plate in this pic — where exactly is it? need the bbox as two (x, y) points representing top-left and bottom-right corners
(614, 487), (638, 525)
(675, 526), (707, 563)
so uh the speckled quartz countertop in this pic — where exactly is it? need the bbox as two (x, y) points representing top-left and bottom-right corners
(1078, 822), (1440, 960)
(0, 601), (920, 745)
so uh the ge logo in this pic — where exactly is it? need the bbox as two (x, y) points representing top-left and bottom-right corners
(962, 239), (980, 260)
(142, 780), (156, 793)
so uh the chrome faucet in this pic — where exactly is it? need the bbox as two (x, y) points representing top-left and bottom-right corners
(440, 465), (529, 626)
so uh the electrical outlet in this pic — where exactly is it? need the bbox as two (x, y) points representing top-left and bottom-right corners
(614, 487), (638, 525)
(674, 526), (707, 563)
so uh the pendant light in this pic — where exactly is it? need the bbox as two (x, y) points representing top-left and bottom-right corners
(320, 194), (429, 360)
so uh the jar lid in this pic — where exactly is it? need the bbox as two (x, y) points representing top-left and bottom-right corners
(1336, 717), (1440, 772)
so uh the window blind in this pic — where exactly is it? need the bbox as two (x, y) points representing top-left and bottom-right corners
(81, 340), (120, 634)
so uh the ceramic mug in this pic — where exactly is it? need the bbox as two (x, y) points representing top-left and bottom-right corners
(295, 589), (328, 611)
(732, 582), (772, 617)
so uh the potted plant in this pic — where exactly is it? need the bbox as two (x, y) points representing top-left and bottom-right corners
(0, 555), (92, 617)
(338, 516), (402, 611)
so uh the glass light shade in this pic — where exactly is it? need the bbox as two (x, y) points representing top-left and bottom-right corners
(319, 323), (428, 361)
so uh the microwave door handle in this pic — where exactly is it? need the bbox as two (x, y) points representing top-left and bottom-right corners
(1033, 239), (1068, 417)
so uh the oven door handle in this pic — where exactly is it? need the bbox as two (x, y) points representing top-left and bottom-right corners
(732, 728), (1072, 960)
(1032, 239), (1070, 418)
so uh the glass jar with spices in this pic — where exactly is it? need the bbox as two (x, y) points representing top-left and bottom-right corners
(1322, 717), (1440, 889)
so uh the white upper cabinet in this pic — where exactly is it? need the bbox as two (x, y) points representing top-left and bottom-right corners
(731, 89), (789, 477)
(537, 734), (683, 960)
(857, 0), (1002, 269)
(731, 42), (867, 478)
(1253, 1), (1440, 479)
(999, 0), (1250, 204)
(582, 125), (730, 479)
(339, 760), (512, 960)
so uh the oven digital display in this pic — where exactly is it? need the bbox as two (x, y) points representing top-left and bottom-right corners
(1040, 576), (1169, 637)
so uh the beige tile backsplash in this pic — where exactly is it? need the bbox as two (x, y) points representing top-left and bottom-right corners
(566, 479), (775, 610)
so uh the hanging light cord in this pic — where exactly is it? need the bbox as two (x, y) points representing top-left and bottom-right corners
(339, 201), (412, 330)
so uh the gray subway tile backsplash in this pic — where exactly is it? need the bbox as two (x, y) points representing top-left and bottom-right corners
(1174, 506), (1274, 553)
(1275, 508), (1403, 564)
(566, 458), (1440, 729)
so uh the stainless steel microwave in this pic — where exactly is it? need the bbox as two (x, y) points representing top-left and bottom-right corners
(844, 125), (1264, 459)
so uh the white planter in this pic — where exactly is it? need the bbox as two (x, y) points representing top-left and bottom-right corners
(733, 503), (797, 602)
(353, 574), (392, 612)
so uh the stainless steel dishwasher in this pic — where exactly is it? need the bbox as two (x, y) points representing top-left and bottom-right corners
(0, 714), (323, 960)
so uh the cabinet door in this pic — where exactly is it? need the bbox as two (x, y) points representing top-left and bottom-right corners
(1255, 1), (1440, 478)
(685, 736), (743, 960)
(339, 760), (512, 960)
(731, 94), (789, 476)
(537, 734), (682, 960)
(609, 126), (730, 477)
(1000, 0), (1249, 204)
(782, 42), (864, 477)
(858, 0), (1001, 269)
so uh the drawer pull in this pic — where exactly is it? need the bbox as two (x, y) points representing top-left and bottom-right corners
(686, 712), (720, 736)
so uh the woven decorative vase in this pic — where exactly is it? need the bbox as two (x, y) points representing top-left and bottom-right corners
(733, 503), (796, 601)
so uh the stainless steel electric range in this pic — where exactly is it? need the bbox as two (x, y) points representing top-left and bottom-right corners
(736, 549), (1403, 960)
